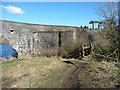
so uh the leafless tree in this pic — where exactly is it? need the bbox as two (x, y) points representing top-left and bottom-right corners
(95, 2), (118, 30)
(93, 2), (119, 61)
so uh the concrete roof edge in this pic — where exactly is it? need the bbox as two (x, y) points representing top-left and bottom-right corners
(0, 20), (79, 28)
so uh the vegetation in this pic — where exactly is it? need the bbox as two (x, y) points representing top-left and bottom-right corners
(92, 2), (118, 62)
(79, 58), (119, 88)
(2, 56), (119, 88)
(79, 2), (120, 88)
(2, 56), (78, 88)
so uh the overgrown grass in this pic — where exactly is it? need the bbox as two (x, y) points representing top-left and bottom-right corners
(3, 56), (118, 88)
(2, 56), (76, 88)
(79, 58), (119, 88)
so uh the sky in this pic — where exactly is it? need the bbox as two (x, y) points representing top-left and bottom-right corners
(1, 2), (104, 28)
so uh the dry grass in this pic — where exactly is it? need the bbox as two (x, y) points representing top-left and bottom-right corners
(79, 59), (119, 88)
(2, 56), (74, 88)
(3, 56), (117, 88)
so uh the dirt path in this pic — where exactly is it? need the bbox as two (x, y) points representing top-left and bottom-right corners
(62, 60), (89, 88)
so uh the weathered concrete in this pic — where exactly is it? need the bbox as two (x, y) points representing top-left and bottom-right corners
(1, 20), (92, 57)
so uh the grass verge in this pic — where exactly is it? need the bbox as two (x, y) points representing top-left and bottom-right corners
(2, 56), (77, 88)
(79, 59), (119, 88)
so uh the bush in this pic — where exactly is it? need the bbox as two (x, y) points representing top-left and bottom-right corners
(92, 29), (118, 61)
(58, 41), (83, 59)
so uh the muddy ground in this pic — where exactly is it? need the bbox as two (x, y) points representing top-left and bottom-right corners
(62, 61), (89, 88)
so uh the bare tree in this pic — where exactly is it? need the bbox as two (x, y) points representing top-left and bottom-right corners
(93, 2), (119, 61)
(95, 2), (118, 30)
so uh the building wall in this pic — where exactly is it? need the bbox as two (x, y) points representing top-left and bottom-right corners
(1, 20), (83, 56)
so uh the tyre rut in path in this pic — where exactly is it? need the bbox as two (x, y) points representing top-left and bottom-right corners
(62, 61), (89, 88)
